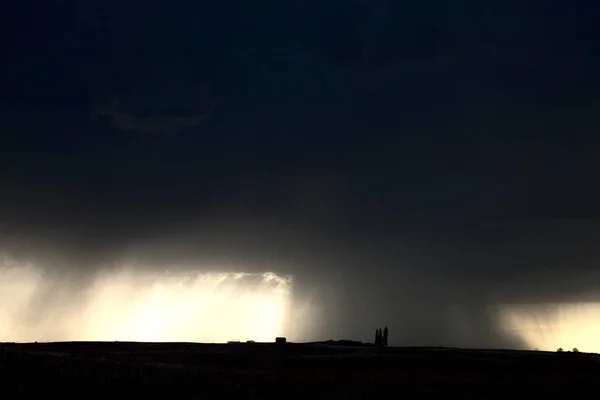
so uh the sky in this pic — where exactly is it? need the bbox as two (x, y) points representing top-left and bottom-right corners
(2, 1), (600, 350)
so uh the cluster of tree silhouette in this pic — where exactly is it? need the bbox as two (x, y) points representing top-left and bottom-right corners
(557, 347), (579, 353)
(374, 326), (388, 347)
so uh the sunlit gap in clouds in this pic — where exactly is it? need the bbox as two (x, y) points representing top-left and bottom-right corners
(0, 257), (313, 343)
(498, 302), (600, 353)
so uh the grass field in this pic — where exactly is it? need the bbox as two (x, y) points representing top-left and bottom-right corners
(1, 341), (599, 399)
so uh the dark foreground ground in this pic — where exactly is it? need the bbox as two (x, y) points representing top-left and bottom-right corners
(1, 341), (599, 399)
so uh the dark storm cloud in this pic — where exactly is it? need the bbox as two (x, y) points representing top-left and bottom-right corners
(90, 95), (221, 134)
(2, 0), (600, 347)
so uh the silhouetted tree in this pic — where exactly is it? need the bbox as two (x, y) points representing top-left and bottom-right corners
(382, 326), (388, 347)
(557, 347), (564, 352)
(375, 328), (382, 346)
(573, 348), (579, 353)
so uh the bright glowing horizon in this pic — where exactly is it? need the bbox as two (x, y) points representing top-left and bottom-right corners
(0, 259), (298, 343)
(5, 257), (600, 351)
(499, 302), (600, 353)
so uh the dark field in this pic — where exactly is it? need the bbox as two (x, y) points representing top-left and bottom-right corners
(1, 341), (599, 399)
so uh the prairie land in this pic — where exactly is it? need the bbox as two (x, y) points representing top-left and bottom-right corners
(1, 341), (598, 399)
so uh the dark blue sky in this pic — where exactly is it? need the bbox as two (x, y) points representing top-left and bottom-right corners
(2, 0), (600, 346)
